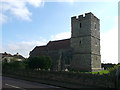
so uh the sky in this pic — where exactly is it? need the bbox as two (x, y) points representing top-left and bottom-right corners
(1, 0), (119, 64)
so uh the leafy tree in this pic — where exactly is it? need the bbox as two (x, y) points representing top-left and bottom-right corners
(2, 62), (10, 69)
(42, 56), (52, 70)
(108, 64), (120, 75)
(28, 56), (51, 70)
(22, 59), (29, 69)
(2, 61), (26, 70)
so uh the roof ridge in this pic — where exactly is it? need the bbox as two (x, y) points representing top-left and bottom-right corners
(36, 45), (46, 48)
(48, 38), (70, 43)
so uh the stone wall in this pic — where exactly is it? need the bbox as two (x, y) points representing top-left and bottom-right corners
(30, 47), (72, 71)
(70, 12), (101, 72)
(3, 69), (115, 88)
(70, 54), (91, 71)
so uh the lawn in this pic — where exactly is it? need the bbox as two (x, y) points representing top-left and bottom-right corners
(90, 70), (110, 75)
(79, 70), (110, 75)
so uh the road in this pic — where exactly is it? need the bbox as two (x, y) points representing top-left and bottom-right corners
(2, 76), (69, 90)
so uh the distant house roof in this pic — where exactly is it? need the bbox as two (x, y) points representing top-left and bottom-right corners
(13, 54), (25, 59)
(2, 52), (25, 60)
(47, 39), (70, 50)
(2, 52), (13, 57)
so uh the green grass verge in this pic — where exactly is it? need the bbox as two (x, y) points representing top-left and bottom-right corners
(90, 70), (110, 75)
(76, 70), (110, 75)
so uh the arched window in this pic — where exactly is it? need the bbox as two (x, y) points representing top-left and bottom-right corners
(80, 23), (82, 28)
(80, 40), (82, 44)
(94, 23), (96, 30)
(79, 38), (82, 45)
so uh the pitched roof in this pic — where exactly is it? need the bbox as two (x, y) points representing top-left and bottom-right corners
(31, 39), (71, 54)
(2, 52), (25, 59)
(2, 52), (13, 57)
(47, 39), (70, 50)
(33, 46), (46, 52)
(13, 54), (25, 59)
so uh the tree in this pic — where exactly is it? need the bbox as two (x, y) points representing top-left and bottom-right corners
(42, 56), (52, 70)
(108, 64), (120, 75)
(2, 61), (26, 70)
(28, 56), (51, 70)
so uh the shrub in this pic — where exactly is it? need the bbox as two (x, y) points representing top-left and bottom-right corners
(2, 61), (26, 70)
(28, 56), (52, 70)
(108, 64), (120, 75)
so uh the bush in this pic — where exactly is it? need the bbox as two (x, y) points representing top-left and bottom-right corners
(28, 56), (52, 70)
(2, 61), (26, 70)
(108, 64), (120, 75)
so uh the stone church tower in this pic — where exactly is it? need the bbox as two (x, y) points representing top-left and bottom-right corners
(70, 12), (101, 72)
(30, 12), (101, 72)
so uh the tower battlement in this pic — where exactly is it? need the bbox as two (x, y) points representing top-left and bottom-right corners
(71, 12), (101, 72)
(71, 12), (99, 21)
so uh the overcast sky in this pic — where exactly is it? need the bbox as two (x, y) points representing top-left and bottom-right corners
(1, 0), (119, 64)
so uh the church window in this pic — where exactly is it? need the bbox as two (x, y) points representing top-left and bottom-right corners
(79, 39), (82, 45)
(95, 42), (97, 46)
(94, 23), (96, 30)
(80, 40), (82, 44)
(80, 23), (82, 28)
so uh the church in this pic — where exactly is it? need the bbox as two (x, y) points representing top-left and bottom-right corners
(29, 12), (101, 72)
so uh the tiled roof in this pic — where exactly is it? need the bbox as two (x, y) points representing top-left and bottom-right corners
(47, 39), (70, 50)
(2, 52), (25, 59)
(31, 39), (70, 53)
(13, 54), (25, 59)
(2, 52), (13, 57)
(33, 46), (47, 51)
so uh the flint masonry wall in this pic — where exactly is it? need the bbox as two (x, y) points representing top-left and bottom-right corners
(70, 12), (101, 72)
(3, 69), (115, 88)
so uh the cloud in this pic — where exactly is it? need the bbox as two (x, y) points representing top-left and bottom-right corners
(1, 0), (43, 24)
(2, 32), (71, 57)
(3, 40), (47, 58)
(27, 0), (44, 7)
(50, 27), (118, 64)
(2, 25), (118, 64)
(1, 0), (117, 24)
(101, 18), (118, 64)
(51, 32), (71, 41)
(101, 30), (118, 64)
(54, 0), (78, 2)
(50, 29), (118, 64)
(45, 0), (118, 2)
(0, 13), (8, 24)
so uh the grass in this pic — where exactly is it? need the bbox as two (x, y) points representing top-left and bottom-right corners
(81, 70), (110, 75)
(78, 70), (110, 75)
(90, 70), (110, 75)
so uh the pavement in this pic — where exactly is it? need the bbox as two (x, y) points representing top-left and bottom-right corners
(2, 76), (69, 90)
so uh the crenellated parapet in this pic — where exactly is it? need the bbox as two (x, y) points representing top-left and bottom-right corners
(71, 12), (99, 21)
